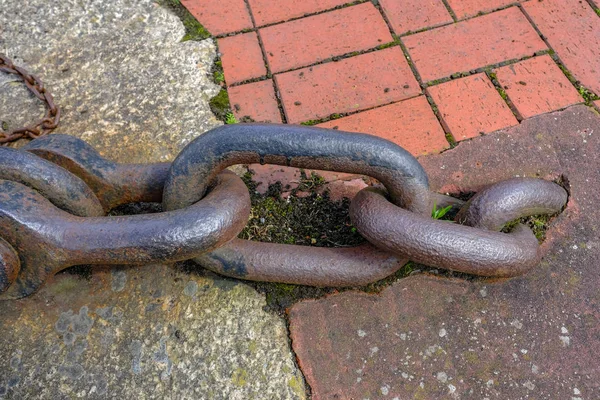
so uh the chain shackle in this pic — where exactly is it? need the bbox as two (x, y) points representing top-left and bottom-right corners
(0, 172), (250, 300)
(24, 134), (170, 212)
(0, 134), (251, 299)
(0, 147), (104, 217)
(350, 178), (568, 277)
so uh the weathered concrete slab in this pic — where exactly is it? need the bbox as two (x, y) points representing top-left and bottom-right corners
(0, 265), (306, 399)
(0, 0), (221, 162)
(289, 105), (600, 399)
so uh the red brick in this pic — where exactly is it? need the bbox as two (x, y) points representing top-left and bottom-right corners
(380, 0), (452, 35)
(218, 33), (266, 84)
(446, 0), (523, 19)
(228, 80), (282, 123)
(494, 55), (582, 119)
(402, 7), (547, 82)
(523, 0), (600, 96)
(181, 0), (252, 36)
(275, 47), (420, 124)
(427, 73), (518, 140)
(594, 100), (600, 113)
(260, 4), (393, 73)
(248, 0), (348, 26)
(247, 164), (362, 194)
(318, 96), (448, 156)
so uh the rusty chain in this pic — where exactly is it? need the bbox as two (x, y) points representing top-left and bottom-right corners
(0, 54), (60, 144)
(0, 125), (568, 299)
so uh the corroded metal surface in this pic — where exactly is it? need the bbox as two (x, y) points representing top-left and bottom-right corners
(0, 147), (104, 217)
(0, 172), (250, 299)
(0, 237), (19, 293)
(165, 123), (429, 286)
(455, 177), (568, 231)
(163, 124), (431, 213)
(350, 178), (567, 277)
(0, 125), (569, 296)
(351, 187), (541, 277)
(24, 134), (169, 211)
(195, 240), (409, 287)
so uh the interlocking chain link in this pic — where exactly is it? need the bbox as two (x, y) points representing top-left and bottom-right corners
(0, 54), (60, 145)
(0, 127), (569, 299)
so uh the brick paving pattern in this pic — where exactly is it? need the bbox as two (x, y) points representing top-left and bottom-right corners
(494, 55), (583, 119)
(183, 0), (599, 158)
(427, 73), (519, 140)
(379, 0), (452, 35)
(260, 3), (392, 73)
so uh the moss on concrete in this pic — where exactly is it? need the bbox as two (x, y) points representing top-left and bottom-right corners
(158, 0), (211, 41)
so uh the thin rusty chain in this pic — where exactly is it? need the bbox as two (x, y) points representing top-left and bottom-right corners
(0, 54), (60, 145)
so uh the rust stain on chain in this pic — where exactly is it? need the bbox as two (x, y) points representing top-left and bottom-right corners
(0, 54), (60, 144)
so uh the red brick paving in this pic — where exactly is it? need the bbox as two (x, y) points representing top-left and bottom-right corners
(446, 0), (523, 19)
(228, 80), (282, 123)
(427, 73), (518, 140)
(247, 164), (363, 195)
(403, 7), (547, 82)
(595, 100), (600, 112)
(181, 0), (600, 152)
(494, 55), (583, 119)
(275, 47), (420, 124)
(523, 0), (600, 96)
(181, 0), (251, 36)
(379, 0), (453, 35)
(288, 105), (600, 400)
(248, 0), (348, 26)
(319, 96), (449, 156)
(217, 32), (265, 84)
(260, 3), (392, 73)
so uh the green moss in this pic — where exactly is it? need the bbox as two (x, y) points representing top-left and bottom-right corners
(225, 112), (238, 124)
(554, 60), (599, 105)
(578, 86), (600, 105)
(239, 171), (361, 247)
(595, 8), (600, 17)
(426, 78), (448, 86)
(288, 376), (305, 396)
(377, 41), (397, 50)
(502, 214), (554, 242)
(231, 368), (248, 387)
(209, 89), (231, 120)
(49, 276), (80, 294)
(213, 70), (225, 83)
(497, 87), (508, 101)
(300, 120), (320, 126)
(158, 0), (211, 41)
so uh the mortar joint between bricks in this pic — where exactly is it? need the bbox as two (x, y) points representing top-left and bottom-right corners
(484, 69), (523, 122)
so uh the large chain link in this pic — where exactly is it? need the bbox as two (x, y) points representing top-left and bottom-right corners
(0, 125), (568, 299)
(0, 54), (60, 144)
